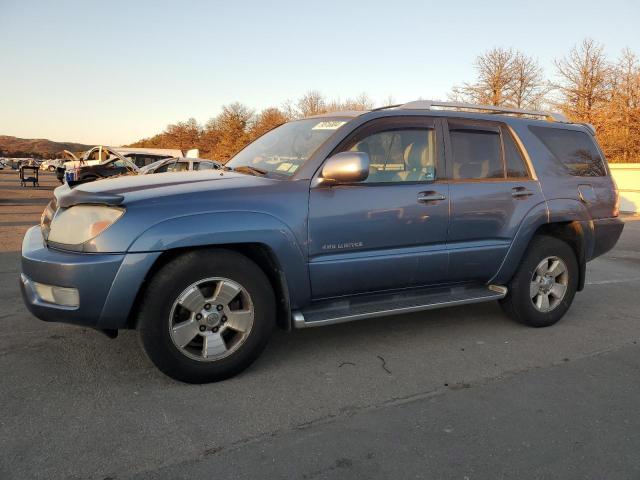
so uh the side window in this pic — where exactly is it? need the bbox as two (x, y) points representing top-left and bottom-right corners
(155, 161), (175, 173)
(529, 126), (606, 177)
(347, 128), (436, 183)
(450, 128), (503, 179)
(196, 161), (215, 170)
(502, 128), (529, 178)
(168, 162), (189, 172)
(112, 159), (127, 168)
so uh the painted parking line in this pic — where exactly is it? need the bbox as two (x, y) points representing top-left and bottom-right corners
(586, 277), (640, 285)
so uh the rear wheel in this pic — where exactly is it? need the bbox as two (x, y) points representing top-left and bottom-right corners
(500, 235), (578, 328)
(138, 249), (275, 383)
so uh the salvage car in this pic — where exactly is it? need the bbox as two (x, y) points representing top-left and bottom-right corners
(57, 146), (176, 184)
(21, 100), (624, 383)
(40, 159), (63, 172)
(139, 157), (221, 174)
(65, 155), (138, 186)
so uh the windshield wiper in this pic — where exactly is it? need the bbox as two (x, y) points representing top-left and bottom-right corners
(231, 165), (268, 176)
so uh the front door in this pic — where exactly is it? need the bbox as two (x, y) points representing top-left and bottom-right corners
(444, 119), (544, 282)
(308, 117), (450, 299)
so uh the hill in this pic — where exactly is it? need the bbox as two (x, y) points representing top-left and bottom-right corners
(0, 135), (92, 159)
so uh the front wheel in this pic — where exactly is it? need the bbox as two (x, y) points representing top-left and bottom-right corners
(138, 249), (275, 383)
(500, 236), (578, 328)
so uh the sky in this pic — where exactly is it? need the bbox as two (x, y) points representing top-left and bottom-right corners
(1, 0), (639, 146)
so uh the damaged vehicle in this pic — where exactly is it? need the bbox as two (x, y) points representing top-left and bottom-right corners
(57, 146), (173, 185)
(21, 101), (624, 383)
(139, 157), (221, 174)
(63, 147), (139, 186)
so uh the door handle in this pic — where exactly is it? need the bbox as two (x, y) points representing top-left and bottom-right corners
(417, 191), (446, 203)
(511, 187), (534, 198)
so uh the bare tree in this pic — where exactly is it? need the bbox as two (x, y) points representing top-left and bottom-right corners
(451, 48), (548, 109)
(340, 92), (375, 111)
(510, 53), (549, 109)
(451, 47), (517, 106)
(296, 90), (327, 117)
(553, 39), (612, 122)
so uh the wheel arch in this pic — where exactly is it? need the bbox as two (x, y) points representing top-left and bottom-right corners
(492, 199), (595, 291)
(533, 222), (588, 291)
(126, 242), (294, 330)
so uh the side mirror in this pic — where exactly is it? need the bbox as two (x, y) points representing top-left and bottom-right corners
(321, 152), (370, 184)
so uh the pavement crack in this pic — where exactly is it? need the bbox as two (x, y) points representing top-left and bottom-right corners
(338, 361), (355, 368)
(377, 355), (392, 374)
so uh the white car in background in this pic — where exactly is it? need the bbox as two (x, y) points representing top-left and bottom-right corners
(39, 159), (63, 172)
(139, 157), (221, 174)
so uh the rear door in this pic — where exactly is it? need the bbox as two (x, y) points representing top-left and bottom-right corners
(444, 118), (544, 283)
(307, 116), (450, 299)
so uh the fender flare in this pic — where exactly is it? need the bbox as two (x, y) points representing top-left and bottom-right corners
(491, 199), (594, 290)
(128, 211), (310, 310)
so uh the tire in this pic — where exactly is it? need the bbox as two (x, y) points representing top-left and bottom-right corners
(500, 235), (578, 328)
(138, 249), (275, 383)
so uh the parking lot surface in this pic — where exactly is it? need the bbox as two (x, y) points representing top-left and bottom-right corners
(1, 169), (639, 479)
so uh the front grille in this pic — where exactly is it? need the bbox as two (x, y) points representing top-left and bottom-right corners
(40, 197), (57, 241)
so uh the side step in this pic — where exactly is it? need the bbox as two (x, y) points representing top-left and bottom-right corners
(293, 284), (507, 329)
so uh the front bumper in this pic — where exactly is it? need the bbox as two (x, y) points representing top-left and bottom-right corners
(20, 226), (160, 329)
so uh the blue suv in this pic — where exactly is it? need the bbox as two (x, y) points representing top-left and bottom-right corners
(21, 101), (624, 383)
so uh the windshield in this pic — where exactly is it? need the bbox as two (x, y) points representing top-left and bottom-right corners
(225, 118), (349, 177)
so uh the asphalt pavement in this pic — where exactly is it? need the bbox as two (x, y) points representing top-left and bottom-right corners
(1, 169), (639, 479)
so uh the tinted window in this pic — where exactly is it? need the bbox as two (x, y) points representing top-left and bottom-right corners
(502, 129), (528, 178)
(529, 126), (606, 177)
(450, 129), (503, 179)
(348, 129), (436, 183)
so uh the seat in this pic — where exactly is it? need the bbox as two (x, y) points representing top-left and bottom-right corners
(394, 133), (431, 182)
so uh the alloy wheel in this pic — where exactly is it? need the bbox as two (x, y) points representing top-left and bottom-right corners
(530, 256), (569, 313)
(168, 277), (254, 361)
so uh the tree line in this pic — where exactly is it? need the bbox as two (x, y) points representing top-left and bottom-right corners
(128, 92), (375, 161)
(130, 39), (640, 163)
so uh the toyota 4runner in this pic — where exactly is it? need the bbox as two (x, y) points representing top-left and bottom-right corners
(21, 100), (624, 383)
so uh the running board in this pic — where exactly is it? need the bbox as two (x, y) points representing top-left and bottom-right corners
(293, 284), (507, 329)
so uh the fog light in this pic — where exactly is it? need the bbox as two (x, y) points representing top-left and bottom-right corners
(33, 282), (79, 307)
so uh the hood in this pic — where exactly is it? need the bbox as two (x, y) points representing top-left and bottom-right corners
(54, 170), (278, 208)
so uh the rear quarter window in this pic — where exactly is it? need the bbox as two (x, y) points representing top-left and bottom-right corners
(529, 126), (606, 177)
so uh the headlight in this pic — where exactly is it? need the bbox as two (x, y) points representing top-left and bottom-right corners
(48, 205), (124, 245)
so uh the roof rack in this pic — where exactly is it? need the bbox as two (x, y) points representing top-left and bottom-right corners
(399, 100), (568, 122)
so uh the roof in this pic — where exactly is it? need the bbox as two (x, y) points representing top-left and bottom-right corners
(305, 110), (368, 119)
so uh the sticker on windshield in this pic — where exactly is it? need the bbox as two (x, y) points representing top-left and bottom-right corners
(312, 121), (347, 130)
(288, 164), (299, 173)
(277, 163), (293, 171)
